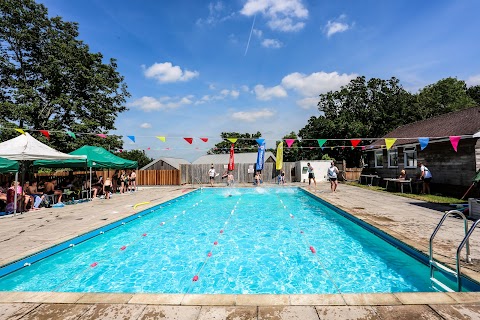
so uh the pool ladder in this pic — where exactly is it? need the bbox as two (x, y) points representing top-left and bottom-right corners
(429, 210), (480, 292)
(192, 177), (203, 189)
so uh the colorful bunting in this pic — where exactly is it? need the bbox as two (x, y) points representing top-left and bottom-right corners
(449, 136), (461, 152)
(227, 138), (238, 144)
(317, 139), (327, 148)
(385, 138), (397, 150)
(67, 131), (76, 139)
(127, 135), (136, 143)
(255, 138), (265, 145)
(350, 139), (361, 148)
(184, 137), (193, 144)
(97, 134), (107, 139)
(200, 138), (208, 142)
(285, 139), (295, 148)
(15, 129), (25, 135)
(418, 137), (429, 151)
(39, 130), (50, 140)
(156, 136), (166, 142)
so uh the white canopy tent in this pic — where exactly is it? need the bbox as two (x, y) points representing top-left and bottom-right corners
(0, 133), (86, 214)
(473, 131), (480, 138)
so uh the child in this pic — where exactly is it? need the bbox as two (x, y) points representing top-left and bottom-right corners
(103, 177), (112, 199)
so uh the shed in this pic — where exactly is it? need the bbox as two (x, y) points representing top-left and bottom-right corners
(141, 157), (190, 171)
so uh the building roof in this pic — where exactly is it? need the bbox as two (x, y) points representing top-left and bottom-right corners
(192, 152), (276, 164)
(141, 157), (190, 170)
(369, 107), (480, 148)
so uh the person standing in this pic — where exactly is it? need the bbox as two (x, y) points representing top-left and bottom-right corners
(419, 162), (432, 194)
(327, 161), (339, 193)
(103, 177), (112, 199)
(307, 163), (316, 188)
(130, 170), (137, 192)
(208, 165), (216, 187)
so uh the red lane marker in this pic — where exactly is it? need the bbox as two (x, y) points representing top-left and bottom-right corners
(214, 241), (218, 245)
(220, 229), (224, 234)
(182, 189), (188, 193)
(193, 275), (199, 281)
(142, 233), (147, 237)
(120, 246), (127, 251)
(90, 262), (98, 267)
(208, 252), (212, 257)
(310, 246), (316, 254)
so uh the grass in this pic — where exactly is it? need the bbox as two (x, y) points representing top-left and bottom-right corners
(345, 181), (466, 204)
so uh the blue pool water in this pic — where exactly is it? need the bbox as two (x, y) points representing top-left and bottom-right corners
(0, 187), (448, 293)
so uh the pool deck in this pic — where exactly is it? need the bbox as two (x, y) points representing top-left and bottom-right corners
(1, 183), (480, 319)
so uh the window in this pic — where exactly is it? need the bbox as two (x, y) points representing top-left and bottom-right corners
(404, 147), (417, 168)
(388, 150), (398, 168)
(374, 150), (383, 167)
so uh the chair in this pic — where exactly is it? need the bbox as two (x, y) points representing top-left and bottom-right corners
(44, 194), (57, 205)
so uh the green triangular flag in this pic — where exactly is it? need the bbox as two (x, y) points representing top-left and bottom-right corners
(67, 131), (76, 139)
(317, 139), (327, 147)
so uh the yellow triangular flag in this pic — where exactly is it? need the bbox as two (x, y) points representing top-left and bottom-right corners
(227, 138), (238, 144)
(156, 136), (166, 142)
(15, 129), (25, 135)
(385, 138), (397, 150)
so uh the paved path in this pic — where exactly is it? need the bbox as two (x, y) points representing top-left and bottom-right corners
(1, 183), (480, 319)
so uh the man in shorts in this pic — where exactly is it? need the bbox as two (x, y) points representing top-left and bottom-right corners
(208, 165), (216, 187)
(307, 163), (316, 187)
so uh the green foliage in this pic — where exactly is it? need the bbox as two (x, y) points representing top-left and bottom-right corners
(467, 85), (480, 106)
(209, 132), (262, 154)
(321, 154), (334, 161)
(0, 0), (129, 152)
(114, 150), (152, 168)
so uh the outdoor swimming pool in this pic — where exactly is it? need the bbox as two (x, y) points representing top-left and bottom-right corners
(0, 188), (464, 294)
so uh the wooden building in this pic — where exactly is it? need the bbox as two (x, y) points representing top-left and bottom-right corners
(141, 157), (190, 171)
(363, 107), (480, 197)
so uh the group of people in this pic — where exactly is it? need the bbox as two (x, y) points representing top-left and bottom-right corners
(397, 162), (433, 194)
(208, 165), (235, 187)
(307, 161), (340, 193)
(88, 169), (137, 200)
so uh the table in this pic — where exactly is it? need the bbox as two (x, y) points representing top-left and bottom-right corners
(359, 174), (380, 186)
(384, 178), (412, 193)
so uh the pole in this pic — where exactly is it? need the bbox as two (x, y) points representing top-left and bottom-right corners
(461, 182), (476, 200)
(89, 167), (92, 199)
(13, 172), (18, 216)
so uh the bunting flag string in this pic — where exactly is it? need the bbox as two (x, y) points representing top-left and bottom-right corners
(127, 135), (136, 143)
(418, 137), (429, 150)
(449, 136), (461, 152)
(227, 138), (238, 144)
(350, 139), (361, 148)
(156, 136), (166, 142)
(317, 139), (327, 148)
(67, 131), (76, 139)
(184, 137), (193, 144)
(255, 138), (265, 146)
(39, 130), (50, 140)
(97, 134), (107, 139)
(385, 138), (397, 150)
(285, 139), (295, 148)
(14, 129), (25, 135)
(200, 138), (208, 142)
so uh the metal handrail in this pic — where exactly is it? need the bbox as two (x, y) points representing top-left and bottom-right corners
(429, 210), (471, 292)
(456, 218), (480, 291)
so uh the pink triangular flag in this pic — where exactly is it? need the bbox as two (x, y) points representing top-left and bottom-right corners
(285, 139), (295, 148)
(449, 136), (461, 152)
(97, 134), (107, 139)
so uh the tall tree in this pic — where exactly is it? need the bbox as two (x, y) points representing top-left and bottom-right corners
(467, 85), (480, 106)
(0, 0), (129, 151)
(208, 131), (262, 154)
(416, 77), (476, 119)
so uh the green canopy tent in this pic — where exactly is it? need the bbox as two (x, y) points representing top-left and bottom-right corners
(34, 146), (137, 198)
(0, 157), (19, 173)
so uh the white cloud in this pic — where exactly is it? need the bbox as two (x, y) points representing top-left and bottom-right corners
(241, 85), (250, 92)
(324, 14), (351, 38)
(230, 90), (240, 98)
(140, 123), (152, 128)
(296, 97), (319, 109)
(262, 38), (283, 48)
(231, 108), (275, 122)
(281, 71), (357, 96)
(240, 0), (308, 32)
(209, 84), (216, 90)
(466, 74), (480, 86)
(129, 96), (193, 111)
(196, 1), (235, 26)
(253, 28), (263, 38)
(143, 62), (199, 83)
(254, 84), (288, 100)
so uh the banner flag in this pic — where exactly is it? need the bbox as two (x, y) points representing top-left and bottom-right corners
(97, 134), (107, 139)
(255, 138), (265, 145)
(255, 141), (266, 171)
(184, 137), (193, 144)
(385, 138), (397, 150)
(449, 136), (461, 152)
(228, 143), (235, 171)
(200, 137), (208, 142)
(350, 139), (361, 148)
(127, 135), (136, 143)
(285, 139), (295, 148)
(276, 141), (284, 170)
(317, 139), (327, 147)
(227, 138), (238, 144)
(40, 130), (50, 140)
(15, 129), (25, 135)
(418, 137), (429, 150)
(156, 136), (166, 142)
(67, 131), (76, 139)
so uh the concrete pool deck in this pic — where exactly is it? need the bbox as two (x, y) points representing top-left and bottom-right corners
(1, 183), (480, 319)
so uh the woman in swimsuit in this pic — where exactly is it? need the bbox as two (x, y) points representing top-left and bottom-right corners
(129, 170), (137, 192)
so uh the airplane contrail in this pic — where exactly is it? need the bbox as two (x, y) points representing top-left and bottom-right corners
(244, 15), (256, 56)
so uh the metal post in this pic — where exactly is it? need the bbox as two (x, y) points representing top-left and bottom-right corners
(89, 167), (92, 199)
(13, 172), (18, 216)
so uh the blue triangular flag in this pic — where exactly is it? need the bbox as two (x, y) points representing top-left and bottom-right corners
(418, 137), (429, 150)
(255, 138), (265, 146)
(127, 135), (136, 143)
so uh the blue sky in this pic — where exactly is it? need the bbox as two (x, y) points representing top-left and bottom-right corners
(39, 0), (480, 161)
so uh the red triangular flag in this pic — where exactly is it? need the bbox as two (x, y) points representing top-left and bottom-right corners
(285, 139), (295, 148)
(184, 138), (193, 144)
(39, 130), (50, 140)
(147, 147), (151, 150)
(350, 139), (361, 148)
(449, 136), (461, 152)
(200, 137), (208, 142)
